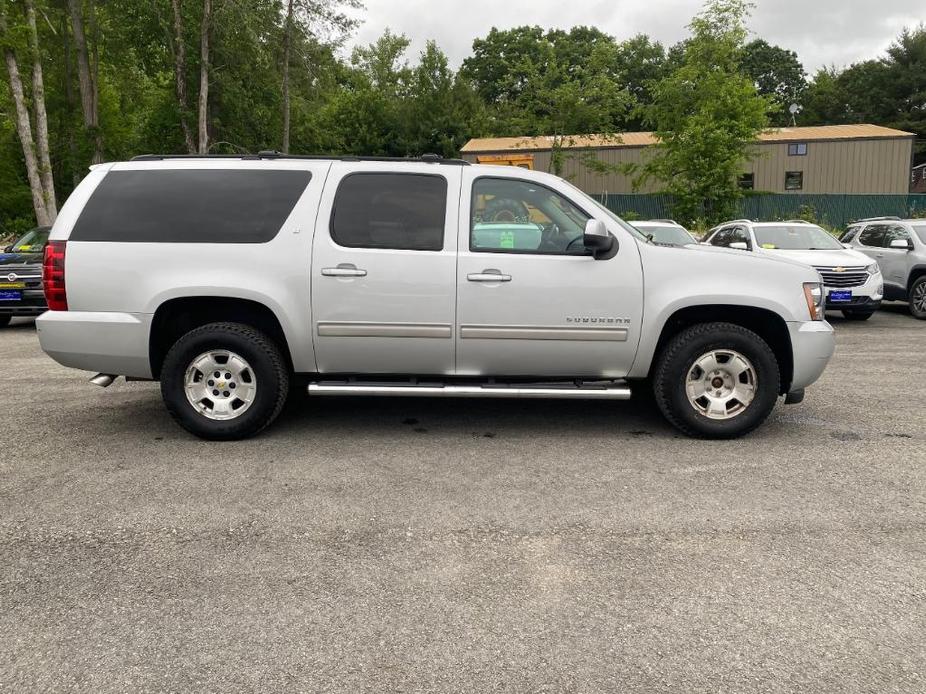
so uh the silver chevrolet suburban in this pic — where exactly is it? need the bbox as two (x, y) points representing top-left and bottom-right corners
(37, 154), (835, 440)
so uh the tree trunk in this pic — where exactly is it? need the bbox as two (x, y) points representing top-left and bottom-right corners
(24, 0), (56, 222)
(170, 0), (196, 153)
(63, 14), (80, 187)
(197, 0), (211, 154)
(2, 38), (51, 227)
(281, 0), (293, 153)
(67, 0), (103, 164)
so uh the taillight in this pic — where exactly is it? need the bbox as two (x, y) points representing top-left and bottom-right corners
(43, 240), (67, 310)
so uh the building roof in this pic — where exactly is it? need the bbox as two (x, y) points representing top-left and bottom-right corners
(461, 124), (916, 154)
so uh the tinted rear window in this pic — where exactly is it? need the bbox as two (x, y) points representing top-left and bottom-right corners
(330, 173), (447, 251)
(858, 225), (887, 248)
(71, 169), (311, 243)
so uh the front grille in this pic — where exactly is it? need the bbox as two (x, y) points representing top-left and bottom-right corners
(814, 266), (869, 288)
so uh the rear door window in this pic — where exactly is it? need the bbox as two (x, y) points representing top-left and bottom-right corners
(858, 224), (887, 248)
(71, 169), (312, 243)
(330, 173), (447, 251)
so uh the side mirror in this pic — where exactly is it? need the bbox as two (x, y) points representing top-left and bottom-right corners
(583, 219), (614, 258)
(729, 241), (749, 250)
(2, 245), (12, 253)
(842, 243), (853, 249)
(889, 238), (913, 251)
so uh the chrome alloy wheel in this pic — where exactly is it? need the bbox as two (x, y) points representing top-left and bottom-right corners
(913, 281), (926, 315)
(184, 350), (257, 421)
(685, 349), (757, 420)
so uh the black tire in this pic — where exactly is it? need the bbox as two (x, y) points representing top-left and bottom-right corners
(652, 322), (780, 439)
(160, 322), (290, 440)
(841, 310), (874, 321)
(0, 315), (11, 328)
(910, 276), (926, 320)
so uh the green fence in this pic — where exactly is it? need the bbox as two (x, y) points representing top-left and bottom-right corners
(593, 193), (926, 230)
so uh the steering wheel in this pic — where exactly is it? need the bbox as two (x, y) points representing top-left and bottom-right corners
(564, 234), (586, 253)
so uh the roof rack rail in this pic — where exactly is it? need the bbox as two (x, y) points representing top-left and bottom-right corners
(130, 151), (471, 165)
(782, 219), (814, 224)
(650, 219), (680, 225)
(851, 216), (901, 223)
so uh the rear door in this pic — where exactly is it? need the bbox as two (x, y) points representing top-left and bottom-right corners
(454, 171), (643, 378)
(879, 224), (914, 288)
(311, 163), (461, 375)
(856, 224), (887, 264)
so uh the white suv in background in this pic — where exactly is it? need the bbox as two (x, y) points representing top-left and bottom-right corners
(630, 220), (699, 246)
(705, 220), (883, 321)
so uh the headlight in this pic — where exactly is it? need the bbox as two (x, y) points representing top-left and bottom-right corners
(866, 262), (881, 275)
(803, 282), (825, 321)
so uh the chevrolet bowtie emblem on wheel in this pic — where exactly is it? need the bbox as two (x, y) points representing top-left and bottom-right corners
(7, 273), (17, 282)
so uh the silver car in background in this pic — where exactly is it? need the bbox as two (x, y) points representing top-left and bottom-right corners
(841, 217), (926, 320)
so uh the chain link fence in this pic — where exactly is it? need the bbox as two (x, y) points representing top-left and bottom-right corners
(594, 193), (926, 231)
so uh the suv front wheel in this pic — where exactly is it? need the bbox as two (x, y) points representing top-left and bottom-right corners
(653, 322), (780, 439)
(160, 322), (290, 440)
(910, 276), (926, 320)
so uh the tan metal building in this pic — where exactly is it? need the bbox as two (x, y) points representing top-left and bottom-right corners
(461, 124), (916, 195)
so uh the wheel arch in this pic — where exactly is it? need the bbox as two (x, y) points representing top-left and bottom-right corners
(908, 265), (926, 291)
(644, 305), (794, 395)
(149, 296), (293, 379)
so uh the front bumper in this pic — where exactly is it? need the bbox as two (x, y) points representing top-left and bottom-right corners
(36, 310), (153, 378)
(0, 290), (47, 316)
(822, 273), (883, 311)
(787, 320), (835, 392)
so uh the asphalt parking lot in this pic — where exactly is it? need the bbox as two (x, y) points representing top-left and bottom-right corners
(1, 308), (924, 693)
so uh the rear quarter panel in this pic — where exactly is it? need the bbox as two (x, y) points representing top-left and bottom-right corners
(54, 161), (329, 373)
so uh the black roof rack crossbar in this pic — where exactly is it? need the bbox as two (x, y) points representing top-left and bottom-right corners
(131, 151), (470, 165)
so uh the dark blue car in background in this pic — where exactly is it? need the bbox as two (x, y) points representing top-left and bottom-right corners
(0, 226), (50, 327)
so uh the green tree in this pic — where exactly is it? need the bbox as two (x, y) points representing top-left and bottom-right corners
(632, 0), (771, 225)
(741, 39), (806, 125)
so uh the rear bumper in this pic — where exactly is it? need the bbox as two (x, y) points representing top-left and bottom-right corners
(788, 320), (835, 392)
(36, 310), (153, 378)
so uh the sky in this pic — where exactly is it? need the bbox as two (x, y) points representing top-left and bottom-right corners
(345, 0), (923, 74)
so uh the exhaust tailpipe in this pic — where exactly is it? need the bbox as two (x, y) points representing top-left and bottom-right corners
(90, 373), (117, 388)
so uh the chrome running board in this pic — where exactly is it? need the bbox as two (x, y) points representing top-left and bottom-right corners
(307, 380), (632, 400)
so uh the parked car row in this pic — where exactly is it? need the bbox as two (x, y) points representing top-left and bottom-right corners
(630, 216), (926, 321)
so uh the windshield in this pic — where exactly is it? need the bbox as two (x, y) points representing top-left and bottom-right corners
(10, 227), (50, 253)
(913, 225), (926, 245)
(753, 225), (843, 251)
(634, 224), (695, 245)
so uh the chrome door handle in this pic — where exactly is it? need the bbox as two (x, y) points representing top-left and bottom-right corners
(875, 254), (885, 258)
(322, 264), (367, 277)
(467, 270), (511, 282)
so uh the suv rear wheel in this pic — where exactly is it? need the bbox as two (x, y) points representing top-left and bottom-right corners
(160, 322), (290, 440)
(910, 276), (926, 320)
(653, 322), (780, 439)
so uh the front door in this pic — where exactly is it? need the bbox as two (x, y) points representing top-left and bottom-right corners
(311, 163), (461, 375)
(454, 173), (643, 378)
